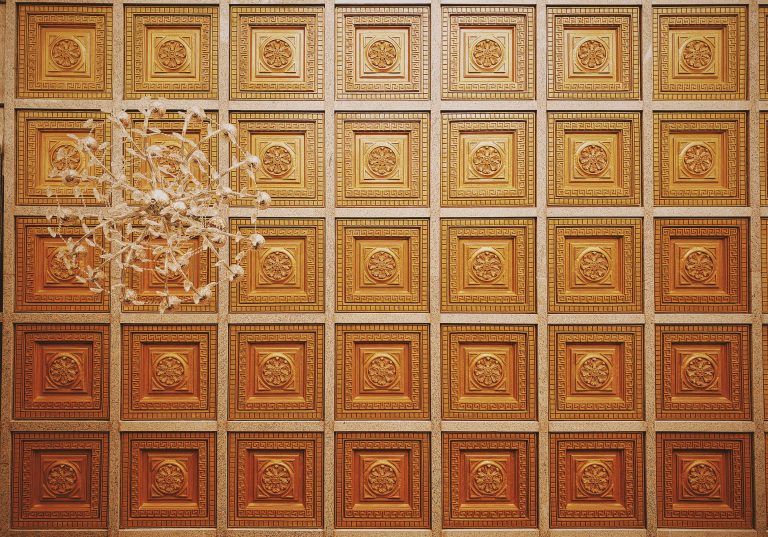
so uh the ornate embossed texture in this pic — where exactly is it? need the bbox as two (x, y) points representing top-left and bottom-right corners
(336, 112), (429, 207)
(336, 6), (429, 99)
(441, 112), (535, 206)
(550, 433), (645, 528)
(549, 325), (643, 420)
(4, 2), (767, 534)
(123, 230), (217, 312)
(122, 325), (216, 420)
(654, 112), (747, 206)
(762, 113), (768, 205)
(442, 6), (534, 99)
(656, 324), (752, 421)
(657, 433), (753, 528)
(762, 8), (768, 99)
(16, 110), (111, 205)
(231, 112), (324, 206)
(17, 4), (112, 98)
(442, 432), (537, 528)
(548, 218), (643, 312)
(547, 7), (640, 99)
(655, 218), (750, 312)
(335, 432), (430, 528)
(548, 112), (641, 206)
(121, 432), (216, 527)
(337, 218), (429, 312)
(442, 324), (537, 420)
(11, 432), (109, 528)
(229, 324), (323, 420)
(441, 218), (536, 312)
(125, 111), (219, 194)
(230, 6), (323, 99)
(230, 218), (324, 312)
(228, 432), (323, 527)
(14, 324), (109, 420)
(654, 6), (746, 100)
(125, 6), (218, 99)
(15, 216), (110, 312)
(336, 324), (429, 419)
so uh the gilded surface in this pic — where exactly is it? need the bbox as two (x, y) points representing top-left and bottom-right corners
(653, 6), (746, 100)
(547, 7), (640, 100)
(654, 218), (750, 312)
(656, 433), (753, 528)
(654, 112), (747, 206)
(550, 433), (645, 528)
(3, 1), (766, 534)
(442, 6), (534, 100)
(441, 218), (535, 312)
(337, 112), (429, 206)
(442, 112), (535, 206)
(229, 324), (324, 420)
(231, 6), (323, 99)
(336, 324), (429, 420)
(549, 324), (644, 420)
(17, 4), (113, 99)
(442, 433), (537, 527)
(548, 112), (641, 206)
(655, 325), (751, 421)
(336, 218), (429, 312)
(336, 6), (429, 100)
(230, 218), (325, 312)
(548, 218), (643, 312)
(16, 110), (111, 206)
(232, 112), (324, 206)
(125, 6), (218, 99)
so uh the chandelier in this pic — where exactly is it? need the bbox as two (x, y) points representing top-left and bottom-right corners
(46, 100), (270, 312)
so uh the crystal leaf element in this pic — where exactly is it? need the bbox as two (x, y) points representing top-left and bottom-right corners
(46, 99), (271, 312)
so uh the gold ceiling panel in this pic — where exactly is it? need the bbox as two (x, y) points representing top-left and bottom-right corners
(441, 218), (536, 312)
(121, 324), (218, 420)
(230, 6), (324, 100)
(231, 112), (325, 207)
(16, 3), (112, 99)
(548, 218), (643, 313)
(653, 6), (746, 101)
(228, 324), (324, 420)
(16, 109), (111, 206)
(230, 218), (325, 312)
(335, 323), (430, 420)
(336, 112), (429, 207)
(126, 111), (218, 194)
(442, 432), (538, 528)
(654, 218), (750, 313)
(547, 7), (640, 100)
(336, 5), (430, 100)
(124, 5), (218, 99)
(15, 217), (110, 313)
(336, 218), (429, 312)
(548, 112), (641, 207)
(441, 324), (537, 421)
(122, 231), (217, 313)
(761, 112), (768, 205)
(228, 432), (324, 527)
(549, 324), (644, 421)
(761, 7), (768, 100)
(441, 6), (534, 100)
(441, 112), (535, 207)
(654, 112), (747, 207)
(655, 324), (752, 421)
